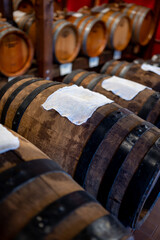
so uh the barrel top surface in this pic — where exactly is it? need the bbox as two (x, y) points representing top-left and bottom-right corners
(111, 15), (131, 50)
(0, 26), (33, 77)
(82, 19), (107, 57)
(53, 21), (80, 63)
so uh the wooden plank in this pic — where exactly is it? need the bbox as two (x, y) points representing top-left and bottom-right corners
(35, 0), (53, 79)
(0, 0), (13, 23)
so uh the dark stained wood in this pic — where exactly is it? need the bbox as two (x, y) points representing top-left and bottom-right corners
(63, 70), (160, 127)
(0, 127), (131, 240)
(0, 77), (160, 230)
(35, 0), (53, 79)
(0, 77), (8, 90)
(134, 197), (160, 240)
(51, 50), (113, 79)
(101, 60), (160, 92)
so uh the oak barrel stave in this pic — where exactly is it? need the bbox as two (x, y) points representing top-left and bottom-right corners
(63, 70), (160, 127)
(101, 60), (160, 92)
(0, 126), (132, 240)
(0, 77), (160, 229)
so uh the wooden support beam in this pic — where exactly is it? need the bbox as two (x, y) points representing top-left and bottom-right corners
(35, 0), (53, 79)
(91, 0), (100, 7)
(0, 0), (13, 23)
(60, 0), (67, 9)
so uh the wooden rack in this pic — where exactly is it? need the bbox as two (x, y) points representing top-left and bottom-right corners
(0, 0), (160, 80)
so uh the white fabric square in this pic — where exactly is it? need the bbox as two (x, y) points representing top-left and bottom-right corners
(42, 85), (113, 125)
(101, 76), (151, 100)
(141, 63), (160, 76)
(0, 125), (20, 154)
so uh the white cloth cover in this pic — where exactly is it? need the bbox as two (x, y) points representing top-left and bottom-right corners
(0, 125), (20, 154)
(101, 76), (151, 101)
(141, 63), (160, 76)
(13, 10), (26, 22)
(42, 85), (113, 125)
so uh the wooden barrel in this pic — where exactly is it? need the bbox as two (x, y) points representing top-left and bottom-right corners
(63, 70), (160, 128)
(52, 19), (81, 63)
(14, 13), (80, 64)
(13, 11), (36, 46)
(13, 0), (34, 13)
(101, 60), (160, 92)
(122, 4), (155, 46)
(67, 14), (107, 57)
(134, 58), (160, 67)
(92, 7), (131, 51)
(0, 124), (132, 240)
(0, 21), (33, 77)
(0, 76), (160, 229)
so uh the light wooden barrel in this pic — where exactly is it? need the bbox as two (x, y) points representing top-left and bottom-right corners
(0, 125), (132, 240)
(12, 0), (34, 13)
(0, 21), (33, 77)
(92, 7), (131, 51)
(14, 13), (80, 64)
(100, 60), (160, 92)
(52, 19), (81, 63)
(122, 4), (155, 46)
(0, 76), (160, 229)
(13, 12), (36, 46)
(63, 70), (160, 128)
(67, 15), (107, 57)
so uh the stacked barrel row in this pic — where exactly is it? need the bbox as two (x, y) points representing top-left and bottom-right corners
(0, 125), (133, 240)
(134, 54), (160, 67)
(100, 59), (160, 91)
(13, 11), (107, 61)
(1, 1), (153, 78)
(0, 75), (159, 232)
(13, 11), (81, 63)
(63, 67), (160, 128)
(13, 0), (155, 48)
(88, 2), (155, 46)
